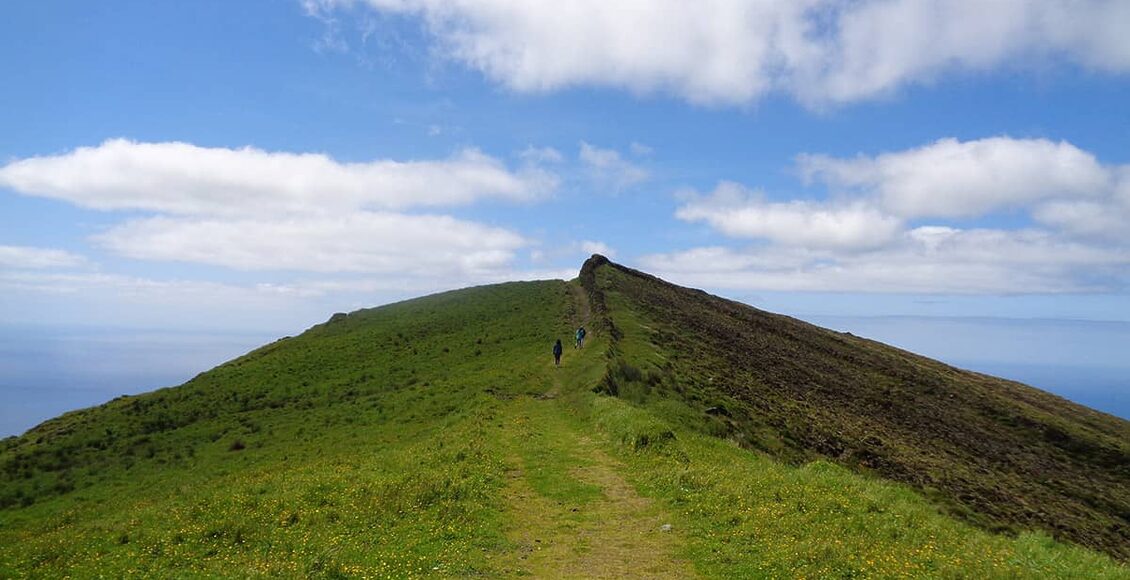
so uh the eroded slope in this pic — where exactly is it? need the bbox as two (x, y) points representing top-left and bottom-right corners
(583, 255), (1130, 559)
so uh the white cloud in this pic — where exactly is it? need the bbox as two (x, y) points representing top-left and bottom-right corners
(0, 269), (332, 332)
(578, 142), (649, 191)
(580, 240), (615, 258)
(642, 227), (1130, 294)
(654, 136), (1130, 294)
(519, 145), (564, 164)
(0, 137), (606, 332)
(0, 139), (557, 216)
(313, 0), (1130, 106)
(0, 245), (88, 270)
(0, 259), (579, 333)
(279, 267), (580, 297)
(813, 0), (1130, 103)
(1118, 167), (1130, 205)
(0, 139), (569, 280)
(1033, 200), (1129, 241)
(1, 270), (286, 298)
(1032, 167), (1130, 241)
(302, 0), (351, 54)
(94, 212), (528, 275)
(799, 137), (1111, 218)
(629, 142), (653, 156)
(676, 181), (901, 250)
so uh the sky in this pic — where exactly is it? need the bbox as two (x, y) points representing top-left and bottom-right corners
(2, 0), (1129, 434)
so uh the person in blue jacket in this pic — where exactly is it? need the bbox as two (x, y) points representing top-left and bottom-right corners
(575, 326), (587, 348)
(553, 339), (563, 367)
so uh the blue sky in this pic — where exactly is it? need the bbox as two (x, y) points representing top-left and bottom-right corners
(2, 0), (1129, 433)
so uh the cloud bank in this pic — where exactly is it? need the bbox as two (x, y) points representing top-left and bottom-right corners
(798, 137), (1111, 218)
(308, 0), (1130, 106)
(676, 182), (902, 251)
(0, 245), (88, 270)
(0, 139), (555, 216)
(653, 136), (1130, 293)
(95, 213), (527, 275)
(0, 139), (558, 279)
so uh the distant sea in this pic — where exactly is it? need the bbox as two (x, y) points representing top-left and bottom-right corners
(1, 318), (1126, 437)
(957, 362), (1129, 421)
(0, 326), (276, 437)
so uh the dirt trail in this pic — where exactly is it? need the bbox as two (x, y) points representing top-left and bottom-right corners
(494, 283), (691, 577)
(499, 399), (697, 578)
(569, 281), (592, 327)
(540, 282), (594, 401)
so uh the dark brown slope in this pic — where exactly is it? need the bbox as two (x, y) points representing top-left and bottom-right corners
(580, 255), (1130, 560)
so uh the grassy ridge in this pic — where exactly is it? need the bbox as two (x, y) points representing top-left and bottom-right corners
(0, 281), (578, 576)
(583, 256), (1130, 560)
(1, 268), (1127, 577)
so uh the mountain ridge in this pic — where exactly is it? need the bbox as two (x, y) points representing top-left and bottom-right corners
(1, 257), (1127, 576)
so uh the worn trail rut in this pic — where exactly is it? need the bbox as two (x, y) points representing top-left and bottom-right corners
(498, 399), (696, 578)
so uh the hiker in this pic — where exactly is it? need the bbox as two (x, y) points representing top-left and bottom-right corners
(553, 339), (563, 367)
(575, 326), (586, 348)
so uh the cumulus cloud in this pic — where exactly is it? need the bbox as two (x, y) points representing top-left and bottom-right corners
(1032, 167), (1130, 241)
(0, 139), (568, 279)
(653, 136), (1130, 294)
(676, 181), (901, 250)
(814, 0), (1130, 103)
(310, 0), (1130, 106)
(792, 135), (1130, 243)
(799, 137), (1111, 218)
(1033, 200), (1130, 241)
(579, 142), (649, 191)
(93, 213), (527, 275)
(0, 245), (88, 270)
(642, 228), (1130, 294)
(0, 139), (556, 216)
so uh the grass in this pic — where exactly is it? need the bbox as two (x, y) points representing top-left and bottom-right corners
(1, 263), (1127, 578)
(584, 256), (1130, 560)
(495, 396), (695, 578)
(1, 280), (577, 577)
(573, 393), (1125, 578)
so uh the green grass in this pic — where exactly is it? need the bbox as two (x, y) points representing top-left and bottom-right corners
(572, 393), (1125, 578)
(0, 280), (578, 577)
(1, 265), (1127, 578)
(585, 257), (1130, 560)
(507, 406), (603, 505)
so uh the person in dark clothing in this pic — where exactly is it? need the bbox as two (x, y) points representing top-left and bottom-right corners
(553, 339), (563, 367)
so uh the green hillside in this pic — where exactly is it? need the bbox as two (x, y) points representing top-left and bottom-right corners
(583, 255), (1130, 560)
(1, 257), (1127, 578)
